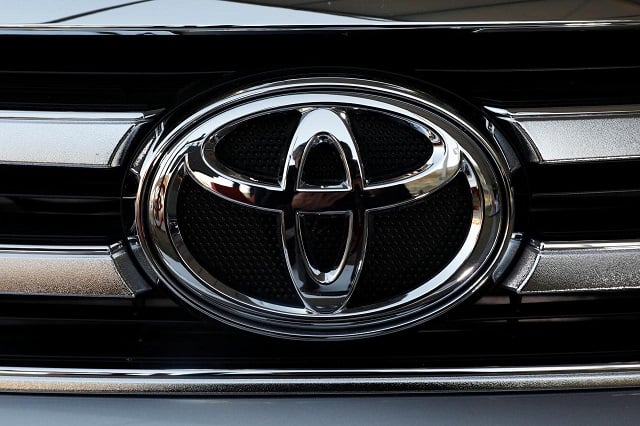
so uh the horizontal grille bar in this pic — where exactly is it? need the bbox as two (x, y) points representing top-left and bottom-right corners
(0, 243), (149, 296)
(487, 105), (640, 163)
(1, 363), (640, 394)
(0, 110), (156, 168)
(503, 240), (640, 294)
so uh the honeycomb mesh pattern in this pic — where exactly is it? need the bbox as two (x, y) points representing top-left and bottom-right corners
(215, 111), (300, 183)
(349, 110), (434, 182)
(348, 173), (473, 308)
(300, 141), (346, 186)
(298, 214), (350, 272)
(176, 176), (302, 307)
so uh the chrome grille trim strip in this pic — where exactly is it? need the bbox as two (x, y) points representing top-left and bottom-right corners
(1, 364), (640, 394)
(486, 105), (640, 163)
(0, 110), (157, 168)
(0, 244), (150, 296)
(503, 240), (640, 294)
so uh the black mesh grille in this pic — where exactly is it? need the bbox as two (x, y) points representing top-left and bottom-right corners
(299, 140), (347, 186)
(215, 111), (300, 183)
(176, 176), (302, 306)
(298, 214), (350, 272)
(348, 173), (472, 307)
(349, 110), (433, 182)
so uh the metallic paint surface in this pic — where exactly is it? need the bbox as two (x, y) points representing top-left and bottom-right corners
(3, 391), (640, 426)
(1, 0), (639, 26)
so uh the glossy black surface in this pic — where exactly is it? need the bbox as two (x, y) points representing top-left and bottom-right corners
(1, 27), (639, 106)
(527, 161), (640, 240)
(2, 286), (640, 369)
(0, 166), (123, 244)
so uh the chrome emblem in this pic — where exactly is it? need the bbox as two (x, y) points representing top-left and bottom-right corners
(187, 108), (459, 313)
(133, 78), (512, 339)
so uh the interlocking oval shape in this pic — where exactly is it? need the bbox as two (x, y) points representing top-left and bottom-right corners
(186, 107), (461, 313)
(132, 78), (511, 339)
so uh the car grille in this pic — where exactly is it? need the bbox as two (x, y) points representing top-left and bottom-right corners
(1, 23), (640, 376)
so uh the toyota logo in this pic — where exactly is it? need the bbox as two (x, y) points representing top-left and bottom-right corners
(133, 78), (511, 339)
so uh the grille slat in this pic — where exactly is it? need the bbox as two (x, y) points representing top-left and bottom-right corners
(2, 289), (640, 369)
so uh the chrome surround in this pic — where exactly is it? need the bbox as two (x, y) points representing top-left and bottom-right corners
(132, 77), (513, 339)
(0, 110), (157, 168)
(1, 363), (640, 394)
(0, 243), (150, 297)
(486, 105), (640, 163)
(503, 240), (640, 294)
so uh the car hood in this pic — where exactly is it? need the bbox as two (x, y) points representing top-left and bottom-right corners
(2, 0), (640, 26)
